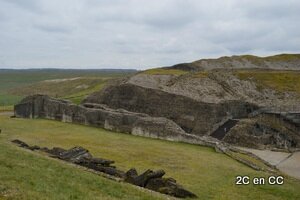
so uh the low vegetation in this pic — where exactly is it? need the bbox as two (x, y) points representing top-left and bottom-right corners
(235, 70), (300, 94)
(231, 54), (299, 63)
(0, 141), (163, 200)
(9, 77), (109, 104)
(1, 115), (300, 199)
(142, 68), (188, 75)
(191, 71), (208, 78)
(0, 105), (13, 112)
(0, 69), (134, 106)
(264, 54), (300, 62)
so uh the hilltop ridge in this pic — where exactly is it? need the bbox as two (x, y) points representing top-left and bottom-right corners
(167, 54), (300, 71)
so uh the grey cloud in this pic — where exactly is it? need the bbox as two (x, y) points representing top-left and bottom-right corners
(34, 24), (74, 34)
(0, 0), (299, 69)
(2, 0), (40, 12)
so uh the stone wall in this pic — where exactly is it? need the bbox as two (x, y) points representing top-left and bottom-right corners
(83, 83), (258, 135)
(14, 95), (288, 172)
(14, 95), (219, 147)
(223, 114), (300, 150)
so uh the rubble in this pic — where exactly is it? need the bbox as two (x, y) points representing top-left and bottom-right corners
(11, 139), (197, 198)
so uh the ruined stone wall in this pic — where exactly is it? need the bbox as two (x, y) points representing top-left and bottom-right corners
(223, 114), (300, 150)
(15, 95), (219, 147)
(83, 83), (258, 135)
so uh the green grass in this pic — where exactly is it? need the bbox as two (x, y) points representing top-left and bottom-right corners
(1, 115), (300, 199)
(235, 70), (300, 94)
(0, 94), (22, 106)
(264, 54), (300, 62)
(62, 80), (108, 104)
(237, 54), (300, 63)
(142, 68), (188, 75)
(0, 105), (13, 112)
(227, 151), (271, 170)
(0, 69), (134, 106)
(9, 77), (109, 105)
(191, 71), (208, 78)
(0, 141), (164, 200)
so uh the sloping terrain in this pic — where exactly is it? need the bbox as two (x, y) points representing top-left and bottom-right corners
(9, 77), (108, 105)
(170, 54), (300, 71)
(0, 69), (135, 107)
(1, 114), (300, 200)
(83, 54), (300, 150)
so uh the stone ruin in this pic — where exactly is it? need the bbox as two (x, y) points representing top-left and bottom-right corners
(14, 94), (299, 170)
(14, 94), (223, 148)
(14, 94), (300, 151)
(11, 139), (197, 198)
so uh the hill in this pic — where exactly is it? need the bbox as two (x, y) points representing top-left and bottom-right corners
(0, 69), (135, 107)
(168, 54), (300, 71)
(83, 54), (300, 151)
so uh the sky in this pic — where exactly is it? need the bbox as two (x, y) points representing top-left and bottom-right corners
(0, 0), (299, 69)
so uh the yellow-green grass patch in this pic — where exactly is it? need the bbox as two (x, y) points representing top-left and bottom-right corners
(0, 140), (164, 200)
(235, 70), (300, 94)
(142, 68), (188, 76)
(191, 71), (209, 78)
(1, 115), (300, 199)
(0, 105), (13, 112)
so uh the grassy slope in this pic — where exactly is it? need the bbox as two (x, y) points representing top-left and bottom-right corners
(0, 70), (133, 106)
(1, 115), (300, 200)
(0, 141), (163, 200)
(142, 68), (188, 75)
(245, 54), (300, 62)
(9, 77), (109, 105)
(235, 70), (300, 94)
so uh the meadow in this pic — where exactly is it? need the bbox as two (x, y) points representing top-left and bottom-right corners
(0, 114), (300, 200)
(0, 69), (135, 108)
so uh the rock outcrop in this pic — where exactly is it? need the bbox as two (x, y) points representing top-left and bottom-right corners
(223, 113), (300, 150)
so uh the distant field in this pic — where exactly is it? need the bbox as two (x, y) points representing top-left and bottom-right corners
(0, 69), (135, 106)
(1, 115), (300, 200)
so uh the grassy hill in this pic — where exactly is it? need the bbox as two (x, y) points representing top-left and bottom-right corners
(8, 77), (109, 105)
(1, 114), (300, 199)
(0, 69), (135, 108)
(235, 70), (300, 95)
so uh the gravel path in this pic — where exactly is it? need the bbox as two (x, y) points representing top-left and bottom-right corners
(237, 147), (300, 179)
(277, 152), (300, 180)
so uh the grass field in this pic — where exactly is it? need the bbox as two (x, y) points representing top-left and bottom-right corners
(1, 114), (300, 200)
(9, 77), (109, 105)
(0, 69), (135, 106)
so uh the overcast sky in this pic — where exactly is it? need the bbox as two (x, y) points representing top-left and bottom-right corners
(0, 0), (299, 69)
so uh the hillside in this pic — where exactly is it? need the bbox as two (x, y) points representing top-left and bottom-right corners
(0, 69), (135, 107)
(9, 77), (109, 105)
(6, 53), (300, 199)
(1, 114), (300, 200)
(168, 54), (300, 71)
(83, 54), (300, 150)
